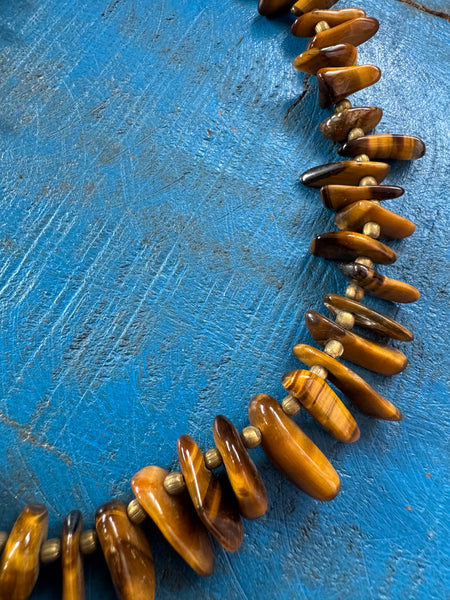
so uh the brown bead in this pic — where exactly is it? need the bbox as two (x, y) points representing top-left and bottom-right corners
(0, 504), (48, 600)
(320, 184), (404, 210)
(324, 293), (413, 341)
(294, 44), (357, 75)
(305, 310), (408, 375)
(213, 415), (268, 520)
(335, 201), (415, 239)
(338, 263), (420, 303)
(131, 466), (214, 576)
(95, 500), (155, 600)
(282, 369), (360, 442)
(291, 0), (337, 17)
(292, 8), (366, 36)
(248, 394), (340, 501)
(300, 160), (390, 187)
(307, 16), (379, 50)
(317, 64), (381, 108)
(310, 231), (397, 265)
(258, 0), (297, 16)
(62, 511), (85, 600)
(319, 106), (382, 142)
(177, 434), (243, 552)
(292, 344), (402, 420)
(340, 134), (426, 160)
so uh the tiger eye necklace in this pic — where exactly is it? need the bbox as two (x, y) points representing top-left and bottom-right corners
(0, 1), (426, 598)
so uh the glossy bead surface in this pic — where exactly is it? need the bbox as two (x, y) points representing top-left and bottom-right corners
(257, 0), (296, 16)
(62, 511), (85, 600)
(338, 263), (420, 303)
(294, 44), (357, 75)
(320, 184), (404, 210)
(301, 161), (390, 187)
(248, 394), (340, 501)
(0, 504), (48, 600)
(292, 8), (366, 36)
(319, 106), (382, 141)
(305, 310), (408, 375)
(307, 17), (379, 50)
(213, 415), (268, 520)
(177, 434), (243, 552)
(292, 344), (402, 420)
(310, 231), (397, 264)
(282, 369), (360, 442)
(324, 293), (413, 341)
(291, 0), (337, 17)
(317, 65), (381, 108)
(95, 500), (155, 600)
(335, 201), (415, 239)
(340, 134), (426, 160)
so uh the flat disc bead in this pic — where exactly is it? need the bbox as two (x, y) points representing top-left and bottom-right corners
(340, 134), (426, 160)
(248, 394), (341, 501)
(291, 0), (338, 17)
(292, 8), (365, 36)
(310, 231), (397, 264)
(335, 201), (415, 239)
(257, 0), (296, 16)
(62, 511), (85, 600)
(294, 44), (357, 75)
(319, 107), (383, 142)
(317, 65), (381, 108)
(320, 184), (404, 210)
(307, 17), (379, 50)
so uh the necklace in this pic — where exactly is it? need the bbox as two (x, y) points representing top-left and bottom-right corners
(0, 0), (431, 598)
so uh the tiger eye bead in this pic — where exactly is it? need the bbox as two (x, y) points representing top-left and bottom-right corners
(320, 184), (404, 210)
(257, 0), (296, 16)
(319, 106), (383, 141)
(62, 511), (85, 600)
(292, 8), (366, 37)
(294, 44), (357, 75)
(317, 65), (381, 108)
(310, 231), (397, 265)
(335, 201), (415, 239)
(340, 134), (426, 160)
(300, 161), (390, 187)
(307, 17), (379, 50)
(291, 0), (337, 17)
(0, 503), (48, 600)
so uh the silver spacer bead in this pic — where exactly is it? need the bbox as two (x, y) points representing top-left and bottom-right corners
(127, 498), (147, 525)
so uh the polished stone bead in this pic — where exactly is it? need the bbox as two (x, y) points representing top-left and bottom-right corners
(282, 369), (360, 442)
(177, 434), (243, 552)
(292, 344), (402, 420)
(294, 44), (357, 75)
(291, 0), (338, 17)
(338, 262), (420, 303)
(301, 160), (389, 187)
(131, 466), (214, 576)
(0, 504), (48, 600)
(340, 134), (426, 160)
(310, 231), (397, 264)
(305, 310), (408, 375)
(324, 293), (413, 341)
(213, 415), (268, 520)
(248, 394), (340, 501)
(320, 184), (404, 210)
(258, 0), (296, 16)
(319, 106), (382, 141)
(317, 65), (381, 108)
(62, 511), (85, 600)
(335, 201), (415, 239)
(307, 17), (379, 49)
(95, 500), (155, 600)
(292, 8), (366, 36)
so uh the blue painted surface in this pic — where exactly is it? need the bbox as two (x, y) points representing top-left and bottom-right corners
(0, 0), (448, 598)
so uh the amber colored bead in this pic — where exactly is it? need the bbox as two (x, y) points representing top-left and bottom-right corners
(300, 160), (389, 187)
(258, 0), (296, 16)
(213, 415), (268, 520)
(305, 310), (407, 375)
(248, 394), (340, 501)
(292, 344), (402, 420)
(0, 504), (48, 600)
(294, 44), (357, 75)
(307, 17), (379, 50)
(340, 134), (426, 160)
(335, 201), (415, 239)
(62, 511), (85, 600)
(338, 262), (420, 303)
(324, 293), (413, 341)
(131, 466), (214, 576)
(177, 434), (243, 552)
(319, 107), (382, 142)
(282, 369), (360, 442)
(291, 0), (337, 17)
(292, 8), (366, 36)
(310, 231), (397, 265)
(95, 500), (155, 600)
(320, 184), (404, 211)
(317, 64), (381, 108)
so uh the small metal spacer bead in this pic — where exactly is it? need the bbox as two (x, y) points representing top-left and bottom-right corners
(345, 283), (365, 301)
(335, 310), (355, 330)
(241, 425), (262, 449)
(127, 498), (147, 525)
(310, 364), (328, 380)
(324, 339), (344, 358)
(355, 153), (370, 162)
(204, 448), (223, 470)
(315, 20), (330, 33)
(359, 176), (377, 186)
(40, 538), (62, 564)
(0, 531), (8, 553)
(163, 472), (186, 495)
(80, 529), (98, 555)
(347, 127), (365, 141)
(335, 99), (352, 113)
(362, 221), (381, 239)
(281, 394), (301, 416)
(355, 256), (373, 268)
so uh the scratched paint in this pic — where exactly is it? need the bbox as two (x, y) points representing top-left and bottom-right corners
(0, 0), (448, 599)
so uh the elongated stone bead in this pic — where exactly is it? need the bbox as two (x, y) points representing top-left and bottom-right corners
(62, 511), (85, 600)
(307, 17), (379, 50)
(338, 262), (420, 303)
(292, 8), (366, 36)
(282, 369), (360, 442)
(95, 500), (155, 600)
(291, 0), (337, 17)
(319, 106), (382, 142)
(320, 184), (404, 210)
(301, 160), (389, 188)
(213, 415), (268, 519)
(248, 394), (340, 501)
(305, 310), (407, 375)
(131, 466), (214, 576)
(335, 201), (415, 239)
(177, 434), (243, 552)
(0, 504), (48, 600)
(292, 344), (402, 420)
(317, 65), (381, 108)
(258, 0), (296, 16)
(294, 44), (357, 75)
(310, 231), (397, 264)
(340, 134), (426, 160)
(324, 293), (413, 341)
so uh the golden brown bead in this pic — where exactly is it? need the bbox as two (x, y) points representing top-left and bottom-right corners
(62, 510), (85, 600)
(293, 44), (357, 75)
(40, 538), (61, 564)
(320, 106), (382, 141)
(317, 65), (381, 108)
(340, 134), (426, 160)
(320, 183), (404, 210)
(291, 0), (338, 17)
(307, 17), (379, 50)
(310, 230), (397, 264)
(163, 472), (186, 495)
(336, 200), (415, 239)
(292, 8), (366, 37)
(300, 160), (390, 187)
(241, 425), (262, 449)
(79, 530), (98, 555)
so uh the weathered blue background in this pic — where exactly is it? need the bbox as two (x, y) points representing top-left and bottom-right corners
(0, 0), (448, 598)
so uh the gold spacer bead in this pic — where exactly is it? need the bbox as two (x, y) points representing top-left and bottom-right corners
(335, 310), (355, 330)
(345, 283), (365, 301)
(355, 153), (370, 162)
(127, 498), (147, 525)
(335, 99), (352, 113)
(347, 127), (365, 141)
(362, 221), (381, 239)
(204, 447), (223, 470)
(0, 531), (8, 553)
(241, 425), (262, 449)
(40, 538), (62, 564)
(324, 339), (344, 358)
(359, 176), (377, 186)
(163, 472), (186, 495)
(315, 20), (330, 33)
(355, 256), (374, 268)
(80, 529), (98, 555)
(281, 394), (301, 416)
(310, 364), (328, 380)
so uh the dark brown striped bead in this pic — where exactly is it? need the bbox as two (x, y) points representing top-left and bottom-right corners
(258, 0), (296, 16)
(291, 0), (338, 17)
(294, 44), (357, 75)
(340, 134), (426, 160)
(319, 107), (383, 142)
(62, 511), (85, 600)
(292, 8), (366, 36)
(301, 161), (390, 187)
(320, 184), (404, 210)
(338, 263), (420, 303)
(335, 201), (415, 239)
(317, 65), (381, 108)
(307, 17), (379, 49)
(310, 231), (397, 265)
